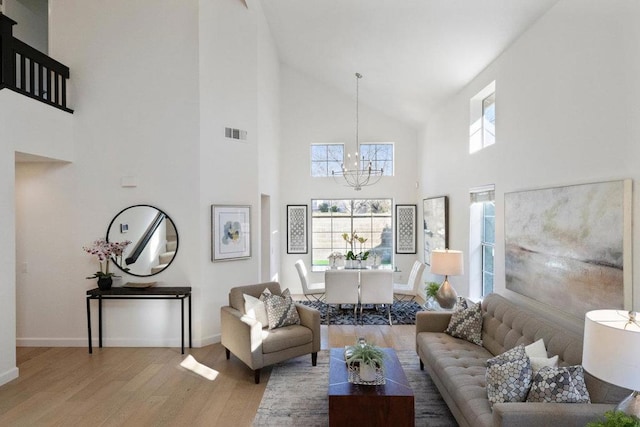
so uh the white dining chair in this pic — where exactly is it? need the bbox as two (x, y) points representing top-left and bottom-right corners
(295, 259), (325, 302)
(393, 260), (426, 301)
(324, 269), (360, 325)
(359, 270), (394, 325)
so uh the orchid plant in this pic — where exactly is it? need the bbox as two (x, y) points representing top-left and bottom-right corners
(342, 231), (370, 261)
(83, 238), (131, 279)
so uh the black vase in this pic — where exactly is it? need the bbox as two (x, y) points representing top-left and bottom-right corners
(97, 276), (113, 291)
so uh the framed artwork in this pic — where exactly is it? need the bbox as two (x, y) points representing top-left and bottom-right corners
(395, 204), (417, 254)
(211, 205), (251, 261)
(423, 196), (448, 267)
(505, 180), (632, 319)
(287, 205), (308, 254)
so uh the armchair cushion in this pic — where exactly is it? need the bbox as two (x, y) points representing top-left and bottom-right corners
(262, 288), (300, 329)
(243, 293), (269, 327)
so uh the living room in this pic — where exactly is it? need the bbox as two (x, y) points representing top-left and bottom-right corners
(0, 0), (638, 424)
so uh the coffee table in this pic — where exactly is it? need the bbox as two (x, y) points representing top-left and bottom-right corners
(328, 347), (414, 427)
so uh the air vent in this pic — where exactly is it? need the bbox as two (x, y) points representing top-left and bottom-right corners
(225, 127), (247, 141)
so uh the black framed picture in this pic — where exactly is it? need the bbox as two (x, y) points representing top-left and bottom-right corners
(287, 204), (308, 254)
(395, 204), (417, 254)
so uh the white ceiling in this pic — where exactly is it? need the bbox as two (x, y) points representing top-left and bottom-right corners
(260, 0), (560, 128)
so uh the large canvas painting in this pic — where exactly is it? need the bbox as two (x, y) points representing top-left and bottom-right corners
(505, 180), (632, 318)
(423, 196), (448, 267)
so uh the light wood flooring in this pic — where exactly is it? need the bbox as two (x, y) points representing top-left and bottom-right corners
(0, 324), (417, 427)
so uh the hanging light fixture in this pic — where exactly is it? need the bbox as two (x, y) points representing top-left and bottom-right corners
(332, 72), (384, 191)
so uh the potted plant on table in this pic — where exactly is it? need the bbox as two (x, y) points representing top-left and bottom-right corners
(345, 340), (386, 382)
(83, 238), (131, 290)
(425, 282), (440, 309)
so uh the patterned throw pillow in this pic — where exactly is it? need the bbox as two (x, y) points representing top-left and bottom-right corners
(445, 301), (483, 346)
(262, 288), (300, 330)
(526, 366), (591, 403)
(486, 345), (533, 405)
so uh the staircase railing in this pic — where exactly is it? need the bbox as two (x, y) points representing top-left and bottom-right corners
(125, 212), (166, 266)
(0, 13), (73, 113)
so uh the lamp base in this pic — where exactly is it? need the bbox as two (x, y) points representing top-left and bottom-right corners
(616, 391), (640, 417)
(435, 278), (457, 309)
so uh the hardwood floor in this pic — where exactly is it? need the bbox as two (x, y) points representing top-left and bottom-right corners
(0, 324), (417, 426)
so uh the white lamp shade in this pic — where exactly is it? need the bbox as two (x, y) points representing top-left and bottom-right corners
(583, 310), (640, 391)
(430, 249), (464, 276)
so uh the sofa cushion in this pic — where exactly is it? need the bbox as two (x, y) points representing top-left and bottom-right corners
(445, 301), (483, 346)
(261, 323), (313, 354)
(417, 331), (494, 426)
(526, 365), (591, 403)
(262, 288), (300, 329)
(486, 344), (533, 405)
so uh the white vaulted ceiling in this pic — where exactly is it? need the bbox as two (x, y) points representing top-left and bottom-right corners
(260, 0), (561, 127)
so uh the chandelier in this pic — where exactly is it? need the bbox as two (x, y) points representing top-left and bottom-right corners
(332, 73), (384, 191)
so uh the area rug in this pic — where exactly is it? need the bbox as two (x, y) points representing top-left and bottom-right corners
(253, 350), (457, 426)
(299, 300), (424, 325)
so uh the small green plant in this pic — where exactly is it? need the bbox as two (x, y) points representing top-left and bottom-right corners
(587, 411), (640, 427)
(425, 282), (440, 299)
(345, 341), (386, 369)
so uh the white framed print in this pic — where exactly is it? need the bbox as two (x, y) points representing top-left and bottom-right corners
(395, 204), (417, 254)
(212, 205), (251, 261)
(287, 205), (308, 254)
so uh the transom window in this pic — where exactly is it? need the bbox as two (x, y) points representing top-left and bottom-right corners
(311, 199), (392, 269)
(310, 143), (394, 177)
(311, 143), (345, 177)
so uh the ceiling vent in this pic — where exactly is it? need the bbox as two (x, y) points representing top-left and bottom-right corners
(225, 127), (247, 141)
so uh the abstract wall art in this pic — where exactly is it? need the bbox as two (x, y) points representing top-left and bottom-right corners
(212, 205), (251, 261)
(504, 180), (632, 318)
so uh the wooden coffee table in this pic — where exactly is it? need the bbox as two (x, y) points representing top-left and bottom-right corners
(328, 347), (414, 427)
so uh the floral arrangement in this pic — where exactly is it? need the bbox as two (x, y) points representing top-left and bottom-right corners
(83, 238), (131, 279)
(342, 231), (370, 261)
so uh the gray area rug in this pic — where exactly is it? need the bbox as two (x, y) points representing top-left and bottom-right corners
(300, 300), (424, 325)
(253, 350), (458, 426)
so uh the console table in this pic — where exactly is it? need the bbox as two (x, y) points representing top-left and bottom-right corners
(86, 286), (192, 354)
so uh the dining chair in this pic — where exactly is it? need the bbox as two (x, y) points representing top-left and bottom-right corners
(324, 269), (360, 325)
(393, 260), (426, 301)
(359, 270), (394, 325)
(295, 259), (325, 302)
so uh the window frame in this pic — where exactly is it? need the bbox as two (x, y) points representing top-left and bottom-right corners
(469, 81), (496, 154)
(310, 198), (393, 271)
(310, 143), (345, 177)
(358, 143), (394, 176)
(469, 185), (495, 298)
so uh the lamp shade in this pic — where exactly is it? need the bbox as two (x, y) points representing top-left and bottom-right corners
(430, 249), (464, 276)
(583, 310), (640, 391)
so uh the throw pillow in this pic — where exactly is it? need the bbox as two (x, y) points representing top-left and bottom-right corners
(262, 288), (300, 330)
(243, 293), (269, 327)
(526, 365), (591, 403)
(445, 301), (483, 346)
(525, 338), (559, 373)
(486, 344), (533, 405)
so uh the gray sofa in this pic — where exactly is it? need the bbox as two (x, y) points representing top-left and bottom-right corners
(416, 293), (628, 427)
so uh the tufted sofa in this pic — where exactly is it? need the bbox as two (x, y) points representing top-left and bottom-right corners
(416, 293), (628, 427)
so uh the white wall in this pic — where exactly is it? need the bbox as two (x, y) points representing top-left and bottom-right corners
(0, 89), (73, 385)
(4, 0), (48, 53)
(279, 66), (420, 292)
(419, 0), (640, 332)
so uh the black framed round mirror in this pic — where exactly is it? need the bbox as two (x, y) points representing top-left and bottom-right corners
(106, 204), (179, 277)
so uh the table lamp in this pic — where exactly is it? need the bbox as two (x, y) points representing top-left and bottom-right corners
(430, 249), (463, 309)
(583, 309), (640, 416)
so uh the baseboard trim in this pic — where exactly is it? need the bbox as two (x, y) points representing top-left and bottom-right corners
(0, 367), (19, 387)
(16, 335), (221, 348)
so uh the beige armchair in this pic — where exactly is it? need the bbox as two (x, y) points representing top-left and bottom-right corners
(220, 282), (321, 384)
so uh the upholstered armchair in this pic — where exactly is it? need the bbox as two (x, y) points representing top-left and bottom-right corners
(220, 282), (321, 384)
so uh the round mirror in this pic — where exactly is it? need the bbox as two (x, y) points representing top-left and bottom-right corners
(106, 204), (179, 277)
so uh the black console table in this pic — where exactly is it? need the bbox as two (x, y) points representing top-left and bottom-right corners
(86, 286), (192, 354)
